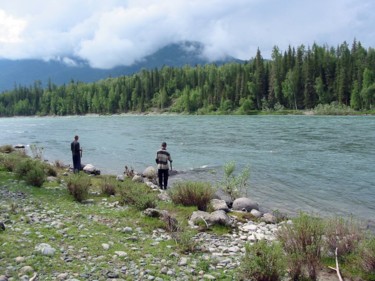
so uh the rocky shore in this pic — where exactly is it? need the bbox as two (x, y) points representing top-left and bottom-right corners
(0, 169), (288, 281)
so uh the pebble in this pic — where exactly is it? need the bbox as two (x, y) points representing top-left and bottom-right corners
(0, 181), (283, 281)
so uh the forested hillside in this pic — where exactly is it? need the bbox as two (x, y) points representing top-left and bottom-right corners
(0, 40), (374, 116)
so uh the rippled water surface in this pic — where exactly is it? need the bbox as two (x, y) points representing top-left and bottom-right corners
(1, 115), (374, 225)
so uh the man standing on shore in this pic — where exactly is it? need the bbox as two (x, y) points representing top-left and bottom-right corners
(155, 142), (172, 190)
(71, 135), (82, 173)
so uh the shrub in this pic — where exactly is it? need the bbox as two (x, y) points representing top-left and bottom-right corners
(15, 159), (46, 187)
(220, 161), (250, 199)
(237, 240), (286, 281)
(277, 212), (325, 281)
(172, 228), (198, 254)
(43, 163), (57, 177)
(0, 145), (14, 153)
(67, 173), (91, 202)
(356, 237), (375, 274)
(119, 181), (157, 210)
(24, 163), (46, 187)
(168, 181), (215, 211)
(29, 144), (44, 159)
(0, 154), (19, 172)
(101, 177), (118, 196)
(324, 216), (364, 257)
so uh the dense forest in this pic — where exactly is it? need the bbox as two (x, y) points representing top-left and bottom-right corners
(0, 40), (374, 116)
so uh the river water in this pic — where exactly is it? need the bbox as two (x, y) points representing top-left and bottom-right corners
(0, 115), (374, 227)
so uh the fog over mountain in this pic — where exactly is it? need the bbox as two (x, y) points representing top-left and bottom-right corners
(0, 41), (241, 92)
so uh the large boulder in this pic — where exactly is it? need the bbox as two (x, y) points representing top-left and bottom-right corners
(132, 175), (143, 183)
(232, 197), (259, 211)
(189, 210), (233, 227)
(210, 199), (229, 212)
(213, 188), (233, 208)
(83, 164), (100, 175)
(143, 166), (157, 179)
(190, 211), (211, 226)
(208, 210), (233, 227)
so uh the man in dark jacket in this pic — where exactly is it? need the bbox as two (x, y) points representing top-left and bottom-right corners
(155, 142), (172, 190)
(71, 135), (82, 173)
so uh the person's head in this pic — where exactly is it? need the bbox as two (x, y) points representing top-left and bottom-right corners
(161, 142), (167, 149)
(74, 135), (79, 141)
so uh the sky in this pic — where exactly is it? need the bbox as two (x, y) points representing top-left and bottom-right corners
(0, 0), (374, 69)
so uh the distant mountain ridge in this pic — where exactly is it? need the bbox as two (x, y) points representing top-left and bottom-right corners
(0, 41), (242, 92)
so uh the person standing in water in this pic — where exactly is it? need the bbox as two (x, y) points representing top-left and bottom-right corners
(71, 135), (82, 173)
(155, 142), (172, 190)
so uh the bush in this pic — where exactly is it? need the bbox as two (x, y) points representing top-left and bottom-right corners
(220, 161), (250, 199)
(101, 177), (118, 196)
(277, 212), (325, 281)
(67, 173), (91, 202)
(324, 216), (364, 257)
(119, 181), (157, 210)
(15, 159), (46, 187)
(357, 237), (375, 274)
(43, 163), (57, 177)
(0, 154), (19, 172)
(0, 145), (14, 153)
(168, 181), (215, 211)
(172, 228), (198, 254)
(237, 240), (286, 281)
(24, 163), (46, 187)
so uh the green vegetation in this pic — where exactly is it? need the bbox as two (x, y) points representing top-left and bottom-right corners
(277, 213), (325, 281)
(119, 180), (158, 210)
(66, 172), (91, 202)
(221, 161), (250, 199)
(0, 40), (374, 116)
(237, 240), (286, 281)
(1, 146), (375, 280)
(168, 181), (215, 211)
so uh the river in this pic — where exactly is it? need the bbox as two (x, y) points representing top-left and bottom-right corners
(0, 115), (374, 227)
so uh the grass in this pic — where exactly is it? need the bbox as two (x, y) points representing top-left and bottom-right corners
(1, 149), (375, 280)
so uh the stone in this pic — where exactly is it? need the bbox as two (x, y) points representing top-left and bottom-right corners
(116, 175), (124, 181)
(261, 213), (277, 224)
(35, 243), (56, 256)
(19, 265), (34, 274)
(232, 197), (259, 211)
(241, 224), (257, 232)
(132, 175), (143, 183)
(213, 189), (233, 208)
(178, 257), (188, 266)
(210, 199), (229, 212)
(208, 210), (233, 227)
(190, 211), (211, 225)
(15, 256), (25, 263)
(102, 243), (110, 250)
(0, 276), (8, 281)
(142, 166), (157, 179)
(250, 209), (262, 218)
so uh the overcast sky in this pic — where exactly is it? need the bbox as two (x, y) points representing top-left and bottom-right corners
(0, 0), (374, 69)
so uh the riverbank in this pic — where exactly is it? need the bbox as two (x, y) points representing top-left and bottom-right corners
(1, 148), (375, 280)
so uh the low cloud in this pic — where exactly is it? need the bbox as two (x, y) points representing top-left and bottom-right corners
(0, 0), (373, 68)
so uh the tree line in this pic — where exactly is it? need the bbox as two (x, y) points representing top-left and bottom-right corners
(0, 40), (374, 116)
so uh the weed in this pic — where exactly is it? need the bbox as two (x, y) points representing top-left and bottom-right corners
(168, 181), (215, 211)
(119, 181), (157, 210)
(67, 172), (91, 202)
(277, 212), (325, 281)
(237, 240), (286, 281)
(172, 228), (198, 254)
(0, 144), (14, 153)
(101, 177), (118, 196)
(324, 216), (364, 257)
(220, 161), (250, 199)
(15, 158), (46, 187)
(357, 236), (375, 274)
(29, 144), (44, 159)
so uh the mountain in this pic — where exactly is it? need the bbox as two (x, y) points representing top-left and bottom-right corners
(0, 41), (242, 92)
